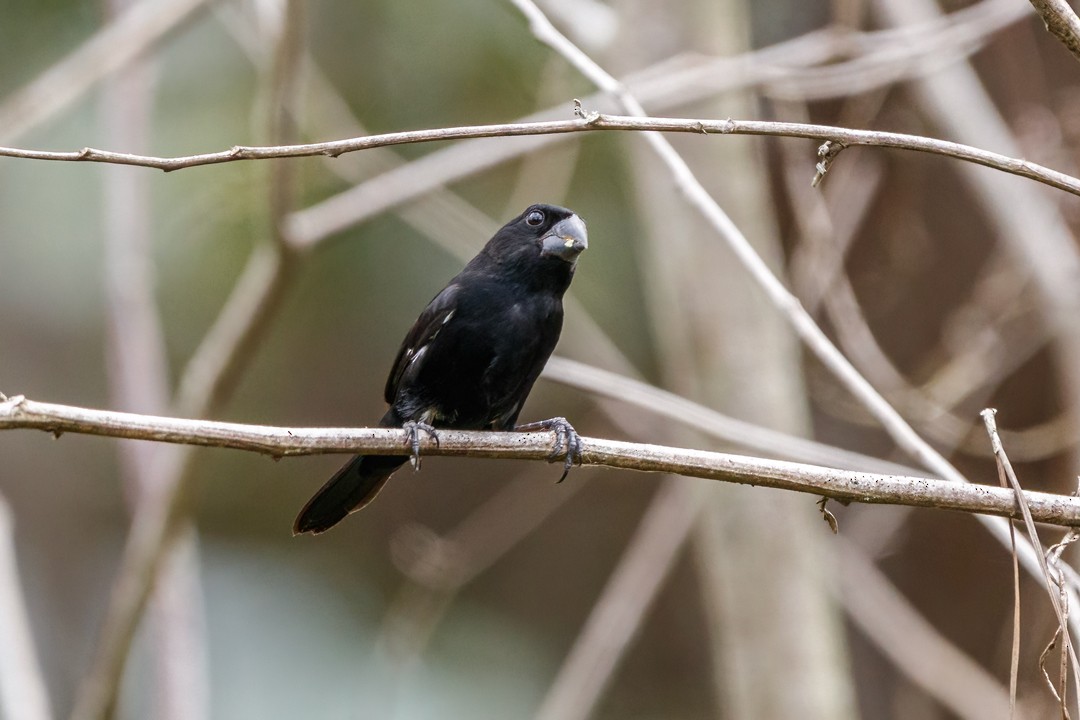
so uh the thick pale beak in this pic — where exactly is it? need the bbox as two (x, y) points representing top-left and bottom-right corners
(540, 214), (588, 263)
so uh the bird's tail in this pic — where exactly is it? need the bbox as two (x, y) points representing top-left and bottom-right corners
(292, 410), (407, 535)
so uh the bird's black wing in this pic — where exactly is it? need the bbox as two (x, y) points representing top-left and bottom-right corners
(484, 307), (562, 430)
(384, 283), (461, 404)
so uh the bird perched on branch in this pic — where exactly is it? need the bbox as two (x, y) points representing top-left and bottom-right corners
(294, 204), (588, 534)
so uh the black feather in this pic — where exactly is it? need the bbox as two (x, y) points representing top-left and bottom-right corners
(293, 204), (588, 534)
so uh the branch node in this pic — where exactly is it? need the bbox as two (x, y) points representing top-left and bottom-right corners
(77, 147), (93, 160)
(694, 121), (709, 135)
(812, 140), (846, 187)
(719, 118), (736, 134)
(572, 98), (601, 125)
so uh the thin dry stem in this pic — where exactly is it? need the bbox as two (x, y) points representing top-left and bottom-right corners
(983, 409), (1080, 714)
(286, 1), (1031, 253)
(1027, 0), (1080, 64)
(4, 115), (1080, 200)
(543, 357), (918, 476)
(875, 0), (1080, 626)
(510, 0), (1080, 628)
(3, 396), (1080, 527)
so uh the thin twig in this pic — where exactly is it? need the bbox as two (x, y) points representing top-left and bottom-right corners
(286, 0), (1031, 252)
(998, 424), (1022, 718)
(543, 357), (919, 476)
(510, 3), (1080, 701)
(0, 0), (1025, 149)
(983, 409), (1080, 715)
(508, 0), (938, 478)
(3, 396), (1080, 526)
(4, 115), (1080, 198)
(374, 360), (694, 668)
(1008, 495), (1022, 717)
(875, 0), (1080, 503)
(1026, 0), (1080, 65)
(514, 0), (1080, 599)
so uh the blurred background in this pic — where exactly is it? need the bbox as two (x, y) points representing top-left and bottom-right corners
(3, 0), (1080, 718)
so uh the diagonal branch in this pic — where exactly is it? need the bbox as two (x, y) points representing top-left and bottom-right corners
(506, 0), (1080, 701)
(1027, 0), (1080, 64)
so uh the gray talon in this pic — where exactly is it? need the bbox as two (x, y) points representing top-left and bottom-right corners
(516, 416), (581, 483)
(403, 421), (438, 470)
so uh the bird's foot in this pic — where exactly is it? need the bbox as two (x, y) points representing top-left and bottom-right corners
(516, 416), (582, 483)
(402, 421), (439, 470)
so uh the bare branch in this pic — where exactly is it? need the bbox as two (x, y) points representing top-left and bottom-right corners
(876, 0), (1080, 639)
(3, 395), (1080, 527)
(983, 408), (1080, 711)
(1027, 0), (1080, 65)
(2, 114), (1080, 198)
(287, 1), (1032, 251)
(543, 357), (919, 476)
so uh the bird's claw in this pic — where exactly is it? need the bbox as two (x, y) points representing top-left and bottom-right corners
(402, 421), (439, 470)
(517, 416), (582, 483)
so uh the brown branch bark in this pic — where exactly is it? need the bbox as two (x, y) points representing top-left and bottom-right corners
(3, 395), (1080, 528)
(2, 114), (1079, 198)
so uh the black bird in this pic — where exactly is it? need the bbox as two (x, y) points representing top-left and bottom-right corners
(294, 204), (588, 535)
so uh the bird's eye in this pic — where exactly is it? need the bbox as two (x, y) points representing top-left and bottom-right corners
(525, 210), (545, 226)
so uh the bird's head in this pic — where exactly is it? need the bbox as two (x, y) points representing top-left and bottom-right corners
(483, 203), (588, 276)
(532, 205), (588, 264)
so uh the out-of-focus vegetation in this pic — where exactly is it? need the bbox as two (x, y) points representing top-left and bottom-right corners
(4, 0), (1080, 718)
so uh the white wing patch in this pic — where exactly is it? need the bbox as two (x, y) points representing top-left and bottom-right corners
(406, 345), (427, 369)
(401, 310), (454, 383)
